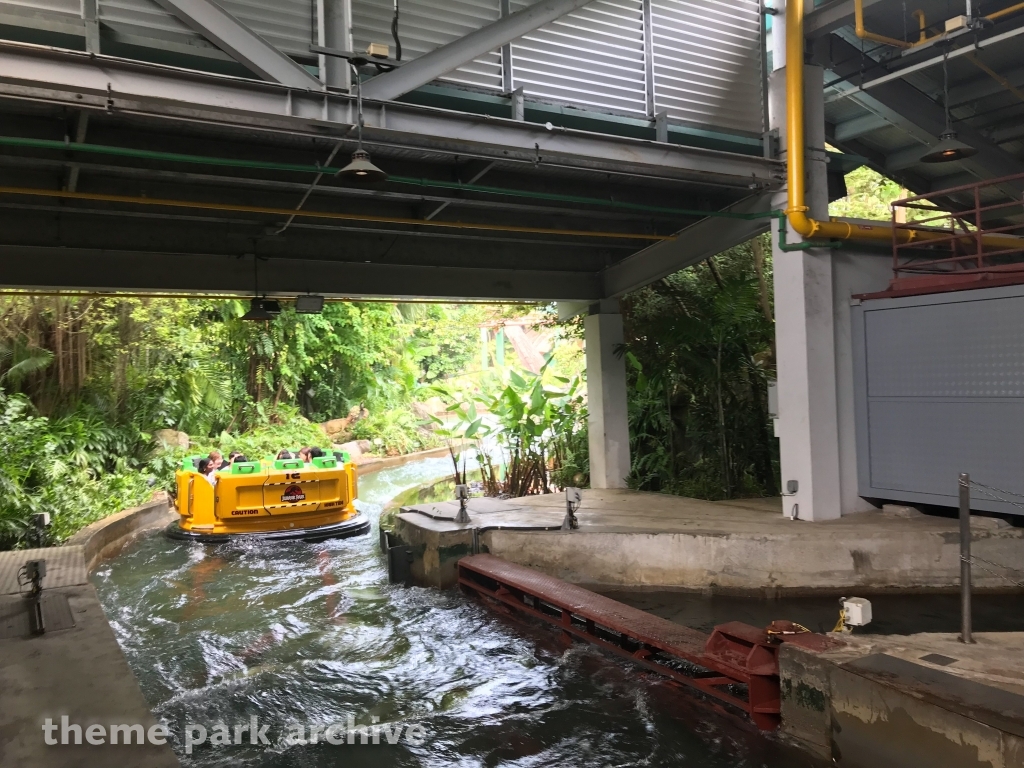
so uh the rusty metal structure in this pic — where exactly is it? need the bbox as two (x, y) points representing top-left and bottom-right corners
(887, 171), (1024, 298)
(458, 554), (836, 731)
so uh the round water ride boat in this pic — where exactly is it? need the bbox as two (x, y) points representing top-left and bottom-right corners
(168, 452), (369, 542)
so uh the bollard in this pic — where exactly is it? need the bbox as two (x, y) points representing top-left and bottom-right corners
(562, 487), (581, 531)
(454, 484), (471, 525)
(959, 472), (974, 644)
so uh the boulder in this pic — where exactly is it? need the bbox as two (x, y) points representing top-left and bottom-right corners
(153, 429), (189, 451)
(335, 439), (374, 458)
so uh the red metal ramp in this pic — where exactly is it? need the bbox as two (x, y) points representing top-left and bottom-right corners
(458, 554), (833, 730)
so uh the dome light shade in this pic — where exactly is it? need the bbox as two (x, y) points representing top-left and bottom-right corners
(921, 131), (977, 163)
(241, 297), (274, 321)
(337, 149), (387, 182)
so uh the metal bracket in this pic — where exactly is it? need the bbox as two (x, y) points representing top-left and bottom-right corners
(310, 45), (403, 70)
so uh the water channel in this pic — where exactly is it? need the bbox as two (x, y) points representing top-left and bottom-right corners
(94, 457), (1017, 767)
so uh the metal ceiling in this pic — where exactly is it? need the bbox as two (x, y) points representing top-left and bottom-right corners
(810, 0), (1024, 209)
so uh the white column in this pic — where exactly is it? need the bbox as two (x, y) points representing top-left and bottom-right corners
(769, 58), (842, 521)
(585, 306), (630, 489)
(323, 0), (352, 90)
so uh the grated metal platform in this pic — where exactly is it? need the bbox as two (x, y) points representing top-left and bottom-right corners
(0, 547), (88, 595)
(0, 593), (76, 639)
(458, 554), (837, 730)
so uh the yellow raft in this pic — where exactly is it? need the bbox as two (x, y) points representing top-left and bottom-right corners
(168, 452), (369, 542)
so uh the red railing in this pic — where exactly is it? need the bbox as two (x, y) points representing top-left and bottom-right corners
(890, 172), (1024, 294)
(457, 554), (838, 731)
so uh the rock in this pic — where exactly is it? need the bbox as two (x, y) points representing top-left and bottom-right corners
(335, 439), (374, 458)
(412, 397), (448, 420)
(335, 440), (362, 458)
(881, 504), (923, 518)
(153, 429), (189, 451)
(971, 515), (1012, 530)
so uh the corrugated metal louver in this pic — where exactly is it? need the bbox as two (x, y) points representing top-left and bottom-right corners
(352, 0), (502, 90)
(651, 0), (763, 134)
(509, 0), (646, 117)
(1, 0), (77, 17)
(98, 0), (205, 47)
(98, 0), (315, 59)
(220, 0), (314, 57)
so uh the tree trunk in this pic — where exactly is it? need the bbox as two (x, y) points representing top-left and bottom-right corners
(716, 338), (731, 497)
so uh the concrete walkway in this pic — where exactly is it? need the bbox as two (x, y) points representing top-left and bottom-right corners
(394, 488), (1024, 591)
(0, 547), (179, 766)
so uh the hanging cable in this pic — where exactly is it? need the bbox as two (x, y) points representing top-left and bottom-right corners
(391, 0), (402, 61)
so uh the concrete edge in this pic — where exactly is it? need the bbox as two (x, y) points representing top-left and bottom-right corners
(65, 494), (177, 573)
(355, 444), (456, 474)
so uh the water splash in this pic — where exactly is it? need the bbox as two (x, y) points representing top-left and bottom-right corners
(93, 460), (823, 768)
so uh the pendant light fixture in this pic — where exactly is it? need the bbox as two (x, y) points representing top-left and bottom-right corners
(921, 48), (977, 163)
(337, 63), (388, 182)
(241, 254), (274, 321)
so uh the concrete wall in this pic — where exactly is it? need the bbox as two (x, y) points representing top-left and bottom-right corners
(480, 527), (1024, 592)
(66, 495), (175, 572)
(781, 644), (1024, 768)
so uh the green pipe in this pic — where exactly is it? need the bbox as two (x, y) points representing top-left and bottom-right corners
(0, 136), (321, 174)
(773, 211), (844, 251)
(1, 136), (863, 253)
(4, 134), (876, 250)
(0, 135), (774, 221)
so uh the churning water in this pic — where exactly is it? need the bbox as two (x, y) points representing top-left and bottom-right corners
(93, 459), (826, 768)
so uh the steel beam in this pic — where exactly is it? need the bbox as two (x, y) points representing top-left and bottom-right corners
(884, 143), (931, 172)
(360, 0), (593, 102)
(153, 0), (322, 89)
(0, 245), (602, 301)
(827, 37), (1024, 188)
(950, 64), (1024, 108)
(0, 43), (781, 187)
(600, 193), (773, 298)
(804, 0), (885, 39)
(832, 112), (888, 143)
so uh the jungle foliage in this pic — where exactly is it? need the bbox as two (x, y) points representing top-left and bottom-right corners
(0, 296), (486, 548)
(619, 234), (779, 500)
(432, 358), (589, 498)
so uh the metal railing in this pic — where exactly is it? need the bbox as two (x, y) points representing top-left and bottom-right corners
(957, 472), (1024, 644)
(892, 172), (1024, 285)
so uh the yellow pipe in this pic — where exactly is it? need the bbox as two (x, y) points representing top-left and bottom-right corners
(855, 0), (912, 49)
(912, 9), (928, 43)
(785, 0), (1023, 252)
(0, 186), (671, 242)
(985, 2), (1024, 22)
(966, 53), (1024, 106)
